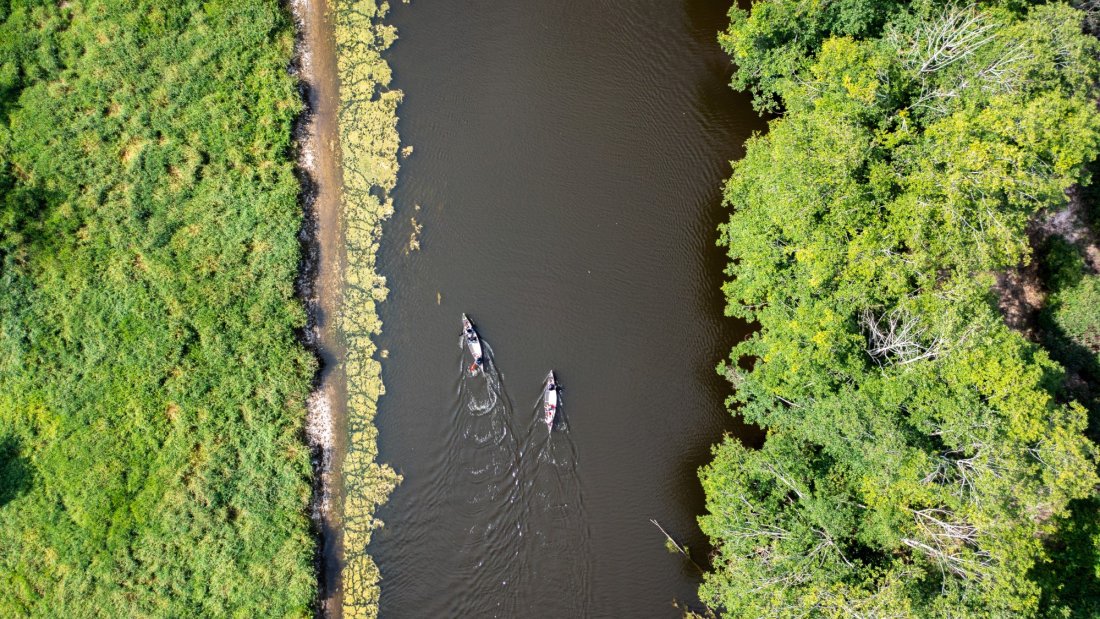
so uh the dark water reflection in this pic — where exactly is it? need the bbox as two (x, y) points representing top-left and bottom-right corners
(371, 0), (766, 615)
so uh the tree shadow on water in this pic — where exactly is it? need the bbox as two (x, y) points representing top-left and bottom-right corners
(0, 435), (33, 508)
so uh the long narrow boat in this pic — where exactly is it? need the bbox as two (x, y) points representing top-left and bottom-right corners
(543, 371), (559, 430)
(461, 313), (484, 375)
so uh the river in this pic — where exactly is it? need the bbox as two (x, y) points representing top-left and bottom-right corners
(370, 0), (765, 616)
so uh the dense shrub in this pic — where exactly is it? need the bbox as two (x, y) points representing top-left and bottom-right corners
(1046, 275), (1100, 355)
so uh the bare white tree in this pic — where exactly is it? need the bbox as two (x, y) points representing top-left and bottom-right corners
(886, 4), (1034, 115)
(891, 4), (997, 76)
(921, 449), (983, 500)
(861, 307), (946, 366)
(901, 508), (993, 580)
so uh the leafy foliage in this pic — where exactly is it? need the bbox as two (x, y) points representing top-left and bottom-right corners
(720, 0), (1045, 112)
(1038, 238), (1100, 430)
(1044, 274), (1100, 360)
(719, 0), (907, 112)
(0, 1), (315, 615)
(1032, 245), (1100, 618)
(704, 2), (1100, 616)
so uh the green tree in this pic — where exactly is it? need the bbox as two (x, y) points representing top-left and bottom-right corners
(703, 2), (1100, 616)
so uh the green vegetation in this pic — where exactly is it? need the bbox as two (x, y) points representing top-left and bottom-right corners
(0, 0), (315, 615)
(1029, 186), (1100, 619)
(702, 1), (1100, 616)
(1045, 273), (1100, 369)
(1040, 239), (1100, 409)
(333, 1), (402, 617)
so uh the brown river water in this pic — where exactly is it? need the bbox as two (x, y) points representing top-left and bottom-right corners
(363, 0), (766, 616)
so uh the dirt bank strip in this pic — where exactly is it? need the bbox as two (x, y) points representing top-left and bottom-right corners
(290, 0), (351, 615)
(292, 0), (402, 616)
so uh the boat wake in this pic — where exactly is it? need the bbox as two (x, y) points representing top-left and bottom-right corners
(509, 396), (592, 617)
(423, 340), (591, 617)
(420, 341), (523, 617)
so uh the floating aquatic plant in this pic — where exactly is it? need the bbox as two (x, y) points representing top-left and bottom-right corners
(333, 1), (404, 617)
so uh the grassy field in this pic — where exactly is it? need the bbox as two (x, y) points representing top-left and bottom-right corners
(0, 1), (316, 615)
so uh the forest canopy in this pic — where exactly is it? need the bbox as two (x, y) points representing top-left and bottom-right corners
(703, 1), (1100, 616)
(0, 1), (315, 615)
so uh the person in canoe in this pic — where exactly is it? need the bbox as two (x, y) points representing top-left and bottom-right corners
(543, 371), (559, 429)
(461, 314), (484, 375)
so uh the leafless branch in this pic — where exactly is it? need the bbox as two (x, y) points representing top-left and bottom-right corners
(893, 4), (997, 76)
(861, 307), (946, 366)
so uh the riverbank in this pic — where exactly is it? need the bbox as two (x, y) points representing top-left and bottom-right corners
(292, 0), (401, 616)
(289, 0), (348, 614)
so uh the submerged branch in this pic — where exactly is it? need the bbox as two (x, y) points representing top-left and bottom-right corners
(651, 519), (706, 574)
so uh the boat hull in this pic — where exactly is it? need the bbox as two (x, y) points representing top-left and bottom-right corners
(543, 371), (558, 429)
(461, 314), (483, 374)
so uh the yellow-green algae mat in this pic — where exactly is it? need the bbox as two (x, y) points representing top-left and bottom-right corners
(334, 1), (403, 617)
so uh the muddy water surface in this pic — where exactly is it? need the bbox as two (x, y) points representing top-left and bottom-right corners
(372, 1), (766, 615)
